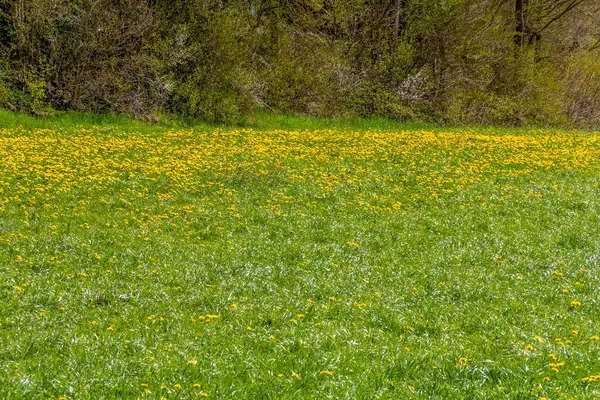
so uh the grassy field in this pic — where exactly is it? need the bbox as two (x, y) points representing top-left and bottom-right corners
(1, 111), (600, 399)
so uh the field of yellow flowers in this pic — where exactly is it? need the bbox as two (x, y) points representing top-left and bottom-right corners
(1, 115), (600, 399)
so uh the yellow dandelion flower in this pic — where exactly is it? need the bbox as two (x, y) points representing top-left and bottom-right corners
(320, 370), (334, 376)
(188, 359), (197, 365)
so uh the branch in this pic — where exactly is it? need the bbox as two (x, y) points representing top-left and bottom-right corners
(537, 0), (585, 35)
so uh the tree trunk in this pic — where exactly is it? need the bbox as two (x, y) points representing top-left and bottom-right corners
(515, 0), (525, 47)
(394, 0), (408, 38)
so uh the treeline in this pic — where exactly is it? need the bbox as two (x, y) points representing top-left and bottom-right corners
(1, 0), (599, 126)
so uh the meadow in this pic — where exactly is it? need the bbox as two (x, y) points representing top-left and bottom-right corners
(1, 111), (600, 399)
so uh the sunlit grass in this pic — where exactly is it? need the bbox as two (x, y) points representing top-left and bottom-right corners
(1, 112), (599, 399)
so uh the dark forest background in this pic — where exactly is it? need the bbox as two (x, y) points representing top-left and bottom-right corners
(1, 0), (599, 126)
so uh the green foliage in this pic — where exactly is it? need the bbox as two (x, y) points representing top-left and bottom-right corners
(0, 79), (9, 107)
(0, 0), (598, 126)
(0, 0), (12, 50)
(12, 67), (53, 114)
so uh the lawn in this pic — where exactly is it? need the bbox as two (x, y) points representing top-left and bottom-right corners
(1, 111), (599, 399)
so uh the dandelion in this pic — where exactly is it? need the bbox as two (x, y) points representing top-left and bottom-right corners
(522, 344), (534, 352)
(570, 300), (582, 308)
(320, 370), (334, 376)
(193, 383), (201, 388)
(291, 372), (301, 380)
(107, 325), (115, 332)
(188, 359), (197, 365)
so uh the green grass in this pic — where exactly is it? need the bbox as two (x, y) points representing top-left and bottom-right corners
(0, 109), (443, 133)
(1, 110), (600, 399)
